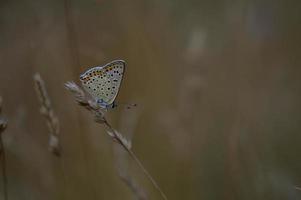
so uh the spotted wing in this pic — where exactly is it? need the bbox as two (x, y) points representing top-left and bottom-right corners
(80, 60), (125, 105)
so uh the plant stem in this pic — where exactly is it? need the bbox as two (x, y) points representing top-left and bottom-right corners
(0, 137), (8, 200)
(104, 120), (168, 200)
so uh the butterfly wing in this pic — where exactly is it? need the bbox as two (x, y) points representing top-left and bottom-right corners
(80, 60), (125, 105)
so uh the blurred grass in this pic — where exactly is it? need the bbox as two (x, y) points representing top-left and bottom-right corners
(0, 0), (301, 199)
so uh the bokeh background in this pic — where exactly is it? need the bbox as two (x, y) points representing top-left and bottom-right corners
(0, 0), (301, 199)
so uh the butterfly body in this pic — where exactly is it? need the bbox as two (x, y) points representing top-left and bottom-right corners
(80, 60), (125, 108)
(96, 98), (118, 109)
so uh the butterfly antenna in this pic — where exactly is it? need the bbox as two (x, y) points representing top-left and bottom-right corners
(115, 102), (137, 110)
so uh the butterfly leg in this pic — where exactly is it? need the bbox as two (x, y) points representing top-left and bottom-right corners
(102, 101), (116, 109)
(111, 101), (117, 109)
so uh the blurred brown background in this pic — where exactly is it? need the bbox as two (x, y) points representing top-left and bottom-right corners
(0, 0), (301, 199)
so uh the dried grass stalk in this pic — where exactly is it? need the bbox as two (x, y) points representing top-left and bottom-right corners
(0, 98), (7, 134)
(34, 73), (61, 156)
(115, 147), (148, 200)
(65, 82), (167, 200)
(114, 108), (148, 200)
(0, 96), (8, 200)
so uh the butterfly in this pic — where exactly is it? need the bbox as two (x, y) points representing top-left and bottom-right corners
(80, 60), (125, 109)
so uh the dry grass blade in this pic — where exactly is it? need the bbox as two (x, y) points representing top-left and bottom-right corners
(108, 130), (132, 150)
(116, 163), (148, 200)
(114, 108), (148, 200)
(0, 97), (7, 134)
(0, 96), (8, 200)
(34, 73), (61, 156)
(65, 82), (168, 200)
